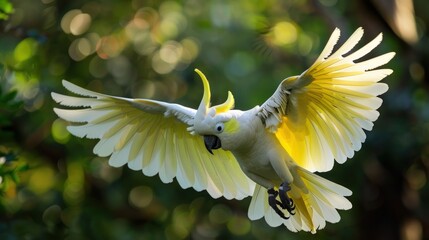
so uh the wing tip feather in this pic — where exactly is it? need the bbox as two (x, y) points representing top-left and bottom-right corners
(52, 107), (63, 118)
(51, 92), (61, 103)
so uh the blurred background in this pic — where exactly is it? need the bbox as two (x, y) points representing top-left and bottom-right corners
(0, 0), (428, 239)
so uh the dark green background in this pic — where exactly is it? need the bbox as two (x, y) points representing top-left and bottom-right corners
(1, 0), (428, 239)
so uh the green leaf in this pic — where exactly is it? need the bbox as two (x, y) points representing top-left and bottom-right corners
(1, 90), (17, 102)
(0, 0), (13, 13)
(11, 171), (20, 183)
(0, 0), (13, 20)
(15, 164), (29, 172)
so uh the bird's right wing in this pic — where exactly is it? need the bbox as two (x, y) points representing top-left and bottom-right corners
(258, 27), (395, 172)
(52, 80), (255, 200)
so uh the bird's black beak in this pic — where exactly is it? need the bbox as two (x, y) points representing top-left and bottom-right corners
(204, 135), (221, 155)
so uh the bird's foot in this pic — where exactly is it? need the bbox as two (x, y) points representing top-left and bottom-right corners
(267, 183), (295, 220)
(279, 182), (295, 215)
(268, 188), (289, 219)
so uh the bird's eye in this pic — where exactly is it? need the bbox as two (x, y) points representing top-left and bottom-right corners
(215, 122), (224, 133)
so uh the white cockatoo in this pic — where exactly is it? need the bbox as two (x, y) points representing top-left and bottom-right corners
(52, 27), (395, 233)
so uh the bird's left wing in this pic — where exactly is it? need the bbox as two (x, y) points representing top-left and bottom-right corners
(258, 27), (395, 172)
(52, 80), (255, 200)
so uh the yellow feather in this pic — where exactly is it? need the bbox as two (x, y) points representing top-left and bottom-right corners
(114, 119), (140, 151)
(224, 118), (240, 133)
(214, 91), (235, 113)
(195, 68), (211, 110)
(176, 126), (195, 188)
(143, 127), (166, 176)
(184, 135), (208, 191)
(141, 126), (159, 170)
(271, 28), (394, 172)
(161, 126), (177, 183)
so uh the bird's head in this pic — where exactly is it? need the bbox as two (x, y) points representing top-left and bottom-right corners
(189, 69), (240, 154)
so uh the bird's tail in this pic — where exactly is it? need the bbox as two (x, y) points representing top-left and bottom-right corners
(247, 167), (352, 233)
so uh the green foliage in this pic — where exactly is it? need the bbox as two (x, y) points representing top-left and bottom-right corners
(0, 0), (13, 20)
(0, 85), (22, 129)
(0, 150), (28, 193)
(0, 83), (27, 202)
(0, 0), (429, 239)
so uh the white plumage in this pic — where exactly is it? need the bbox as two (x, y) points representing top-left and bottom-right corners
(53, 27), (395, 233)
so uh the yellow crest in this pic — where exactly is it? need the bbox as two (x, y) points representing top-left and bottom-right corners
(194, 69), (235, 116)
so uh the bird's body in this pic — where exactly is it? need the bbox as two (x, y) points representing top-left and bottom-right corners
(216, 107), (296, 189)
(52, 27), (395, 233)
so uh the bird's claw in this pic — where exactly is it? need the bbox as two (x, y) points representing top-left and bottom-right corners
(279, 182), (295, 215)
(268, 188), (289, 219)
(267, 183), (295, 220)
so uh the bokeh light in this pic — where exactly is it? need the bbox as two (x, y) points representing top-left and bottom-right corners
(129, 185), (153, 209)
(63, 161), (84, 206)
(27, 166), (56, 195)
(69, 13), (91, 36)
(51, 119), (70, 144)
(269, 21), (298, 46)
(61, 9), (82, 34)
(13, 38), (38, 63)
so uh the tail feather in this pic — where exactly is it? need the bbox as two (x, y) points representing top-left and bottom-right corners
(247, 167), (351, 233)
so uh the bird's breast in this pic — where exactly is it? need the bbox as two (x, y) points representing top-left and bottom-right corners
(231, 127), (289, 181)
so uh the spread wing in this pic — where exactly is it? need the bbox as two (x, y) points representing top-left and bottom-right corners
(52, 80), (255, 200)
(258, 27), (395, 172)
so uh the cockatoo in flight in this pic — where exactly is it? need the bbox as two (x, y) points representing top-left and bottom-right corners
(52, 27), (395, 233)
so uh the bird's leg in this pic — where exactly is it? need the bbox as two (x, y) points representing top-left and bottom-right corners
(267, 188), (289, 220)
(279, 182), (295, 215)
